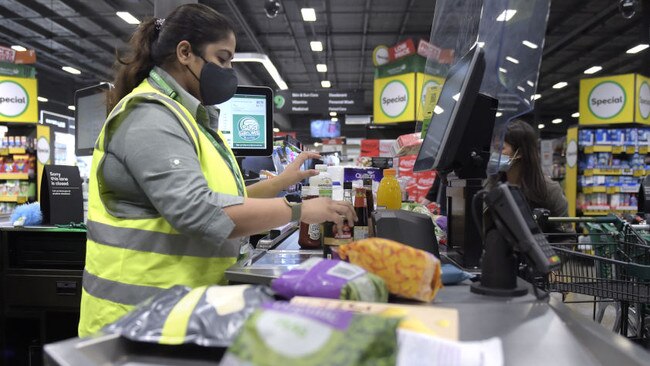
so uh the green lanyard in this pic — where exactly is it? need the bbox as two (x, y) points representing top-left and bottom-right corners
(148, 70), (246, 197)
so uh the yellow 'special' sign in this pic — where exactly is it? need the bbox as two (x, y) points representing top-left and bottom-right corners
(0, 75), (38, 123)
(579, 73), (650, 125)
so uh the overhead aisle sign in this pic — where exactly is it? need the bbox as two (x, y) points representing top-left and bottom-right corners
(0, 75), (38, 123)
(273, 90), (365, 114)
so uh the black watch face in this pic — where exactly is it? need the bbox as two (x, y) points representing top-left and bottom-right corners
(285, 193), (302, 203)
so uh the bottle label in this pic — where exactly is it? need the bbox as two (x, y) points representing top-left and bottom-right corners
(308, 223), (321, 240)
(318, 184), (332, 198)
(353, 226), (369, 241)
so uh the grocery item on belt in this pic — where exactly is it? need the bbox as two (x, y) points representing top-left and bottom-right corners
(338, 238), (443, 302)
(104, 284), (275, 347)
(219, 301), (400, 366)
(271, 257), (388, 302)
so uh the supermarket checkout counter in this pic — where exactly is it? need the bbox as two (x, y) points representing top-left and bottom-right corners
(0, 225), (86, 366)
(43, 226), (650, 366)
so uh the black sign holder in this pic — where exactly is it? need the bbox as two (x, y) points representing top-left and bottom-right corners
(40, 165), (84, 224)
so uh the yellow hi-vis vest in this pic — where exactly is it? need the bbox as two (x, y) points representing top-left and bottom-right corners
(78, 79), (246, 337)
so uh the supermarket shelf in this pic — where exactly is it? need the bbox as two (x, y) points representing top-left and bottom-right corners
(0, 196), (27, 203)
(582, 186), (607, 194)
(582, 210), (612, 216)
(0, 173), (29, 180)
(582, 208), (638, 216)
(582, 145), (649, 154)
(0, 147), (28, 155)
(582, 168), (636, 176)
(583, 145), (612, 153)
(581, 186), (641, 194)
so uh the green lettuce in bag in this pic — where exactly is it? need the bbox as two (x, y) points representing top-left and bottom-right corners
(220, 302), (400, 366)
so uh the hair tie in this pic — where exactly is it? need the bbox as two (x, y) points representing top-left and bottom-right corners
(155, 18), (165, 32)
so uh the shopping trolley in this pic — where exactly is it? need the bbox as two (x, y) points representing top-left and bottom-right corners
(539, 216), (650, 345)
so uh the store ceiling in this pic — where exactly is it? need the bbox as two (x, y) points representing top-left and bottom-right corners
(0, 0), (648, 136)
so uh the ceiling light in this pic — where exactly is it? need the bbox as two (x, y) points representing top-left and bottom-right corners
(301, 8), (316, 22)
(552, 81), (568, 89)
(233, 52), (288, 90)
(626, 44), (649, 54)
(572, 112), (580, 118)
(552, 118), (562, 124)
(522, 40), (538, 49)
(321, 80), (331, 88)
(477, 42), (485, 48)
(116, 11), (140, 25)
(329, 112), (337, 117)
(313, 142), (321, 147)
(37, 96), (48, 102)
(331, 117), (339, 122)
(505, 56), (519, 64)
(496, 112), (503, 117)
(11, 45), (27, 52)
(316, 64), (327, 72)
(496, 9), (517, 21)
(527, 80), (534, 87)
(68, 105), (76, 111)
(273, 127), (280, 133)
(584, 66), (602, 74)
(499, 67), (507, 73)
(537, 123), (545, 129)
(532, 94), (542, 100)
(61, 66), (81, 75)
(517, 86), (525, 92)
(434, 106), (444, 114)
(310, 41), (323, 52)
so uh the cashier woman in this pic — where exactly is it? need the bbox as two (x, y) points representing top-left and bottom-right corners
(78, 3), (356, 336)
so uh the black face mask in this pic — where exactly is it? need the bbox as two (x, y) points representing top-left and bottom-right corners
(187, 55), (238, 105)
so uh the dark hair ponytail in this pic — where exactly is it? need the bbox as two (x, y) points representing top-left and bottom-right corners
(108, 3), (235, 110)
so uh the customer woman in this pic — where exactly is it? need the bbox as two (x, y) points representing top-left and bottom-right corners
(78, 3), (355, 336)
(488, 119), (571, 235)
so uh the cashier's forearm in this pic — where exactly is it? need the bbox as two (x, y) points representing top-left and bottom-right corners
(245, 176), (290, 198)
(224, 197), (291, 237)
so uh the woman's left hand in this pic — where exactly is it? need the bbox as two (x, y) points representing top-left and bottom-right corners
(279, 151), (321, 187)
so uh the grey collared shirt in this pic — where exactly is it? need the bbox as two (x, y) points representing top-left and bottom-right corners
(99, 67), (244, 245)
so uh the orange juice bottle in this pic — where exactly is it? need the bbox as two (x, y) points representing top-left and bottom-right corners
(376, 168), (402, 210)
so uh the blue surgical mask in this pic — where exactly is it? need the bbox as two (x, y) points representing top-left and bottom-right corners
(489, 150), (519, 172)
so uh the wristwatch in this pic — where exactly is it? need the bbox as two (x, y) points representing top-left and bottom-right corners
(283, 195), (302, 222)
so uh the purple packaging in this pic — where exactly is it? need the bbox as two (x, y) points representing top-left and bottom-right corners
(271, 258), (366, 300)
(343, 167), (383, 183)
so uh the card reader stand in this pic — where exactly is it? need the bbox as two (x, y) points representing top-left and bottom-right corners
(470, 228), (528, 297)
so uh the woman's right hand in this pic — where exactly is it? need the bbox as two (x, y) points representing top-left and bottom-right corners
(301, 198), (357, 228)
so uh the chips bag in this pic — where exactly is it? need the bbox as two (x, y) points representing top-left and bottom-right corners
(104, 284), (275, 347)
(271, 258), (388, 302)
(338, 238), (443, 302)
(219, 302), (400, 366)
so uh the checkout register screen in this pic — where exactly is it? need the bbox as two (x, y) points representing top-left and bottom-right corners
(216, 94), (268, 151)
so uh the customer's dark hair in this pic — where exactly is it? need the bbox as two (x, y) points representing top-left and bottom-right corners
(108, 3), (235, 110)
(505, 119), (548, 206)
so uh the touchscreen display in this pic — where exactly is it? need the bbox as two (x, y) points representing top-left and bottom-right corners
(217, 94), (267, 150)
